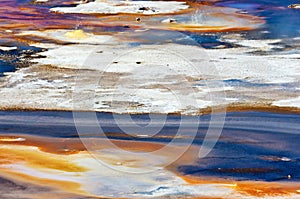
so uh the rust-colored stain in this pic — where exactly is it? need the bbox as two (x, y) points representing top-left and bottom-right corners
(179, 175), (300, 197)
(235, 182), (300, 197)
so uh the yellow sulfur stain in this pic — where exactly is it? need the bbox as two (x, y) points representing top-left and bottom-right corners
(0, 145), (88, 172)
(64, 29), (89, 39)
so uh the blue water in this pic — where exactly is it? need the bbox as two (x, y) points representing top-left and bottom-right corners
(0, 45), (43, 76)
(0, 111), (300, 181)
(216, 0), (300, 39)
(0, 60), (15, 76)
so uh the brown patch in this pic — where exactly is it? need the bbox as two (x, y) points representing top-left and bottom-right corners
(199, 102), (300, 115)
(0, 102), (299, 115)
(110, 139), (165, 152)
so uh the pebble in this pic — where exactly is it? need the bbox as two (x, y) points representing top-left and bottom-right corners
(280, 157), (291, 162)
(162, 18), (177, 24)
(288, 4), (300, 9)
(116, 162), (122, 165)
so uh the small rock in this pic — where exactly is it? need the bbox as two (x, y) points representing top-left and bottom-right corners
(35, 0), (49, 3)
(280, 157), (291, 162)
(138, 7), (151, 11)
(162, 18), (177, 24)
(288, 4), (300, 9)
(138, 7), (156, 13)
(237, 10), (248, 14)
